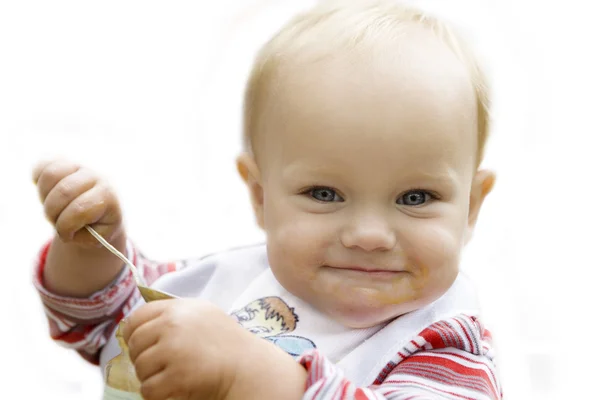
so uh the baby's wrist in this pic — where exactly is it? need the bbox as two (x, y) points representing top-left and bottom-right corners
(228, 334), (306, 400)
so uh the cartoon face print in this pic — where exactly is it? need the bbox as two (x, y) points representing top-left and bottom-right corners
(231, 297), (298, 338)
(231, 296), (316, 357)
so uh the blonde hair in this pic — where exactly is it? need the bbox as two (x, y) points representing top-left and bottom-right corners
(243, 0), (491, 166)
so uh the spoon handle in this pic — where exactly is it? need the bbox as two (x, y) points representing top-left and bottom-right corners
(85, 225), (144, 287)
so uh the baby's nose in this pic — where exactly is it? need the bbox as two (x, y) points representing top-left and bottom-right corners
(340, 215), (396, 252)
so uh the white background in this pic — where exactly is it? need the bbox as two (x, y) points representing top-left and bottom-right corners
(1, 0), (598, 398)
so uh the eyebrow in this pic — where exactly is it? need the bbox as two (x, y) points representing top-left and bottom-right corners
(281, 163), (345, 181)
(282, 163), (462, 187)
(403, 167), (462, 188)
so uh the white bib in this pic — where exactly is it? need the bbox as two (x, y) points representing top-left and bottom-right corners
(227, 268), (383, 363)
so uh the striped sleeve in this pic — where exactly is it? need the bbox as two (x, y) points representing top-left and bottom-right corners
(32, 239), (181, 365)
(298, 315), (502, 400)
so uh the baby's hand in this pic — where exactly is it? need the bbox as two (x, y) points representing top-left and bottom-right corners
(123, 299), (308, 400)
(122, 299), (256, 400)
(33, 159), (123, 247)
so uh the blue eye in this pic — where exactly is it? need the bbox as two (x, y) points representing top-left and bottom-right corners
(398, 190), (431, 206)
(309, 187), (343, 202)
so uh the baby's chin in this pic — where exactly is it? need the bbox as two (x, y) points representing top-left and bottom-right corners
(273, 269), (443, 328)
(322, 301), (421, 329)
(330, 285), (457, 328)
(320, 289), (434, 329)
(291, 288), (422, 329)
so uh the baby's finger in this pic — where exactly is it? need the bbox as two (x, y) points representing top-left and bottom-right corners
(32, 160), (54, 184)
(127, 317), (164, 364)
(140, 368), (179, 400)
(133, 344), (168, 384)
(71, 223), (120, 247)
(44, 168), (98, 224)
(54, 184), (110, 240)
(122, 301), (171, 343)
(35, 161), (80, 202)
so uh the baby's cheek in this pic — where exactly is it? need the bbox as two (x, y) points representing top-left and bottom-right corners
(267, 217), (314, 269)
(405, 223), (462, 285)
(414, 221), (460, 257)
(269, 213), (331, 254)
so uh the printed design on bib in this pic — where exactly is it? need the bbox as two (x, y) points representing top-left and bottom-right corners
(231, 296), (316, 357)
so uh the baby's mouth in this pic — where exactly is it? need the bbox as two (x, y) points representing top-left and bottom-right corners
(324, 265), (407, 278)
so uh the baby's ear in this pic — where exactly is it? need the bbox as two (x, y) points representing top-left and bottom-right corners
(236, 153), (265, 229)
(465, 169), (496, 243)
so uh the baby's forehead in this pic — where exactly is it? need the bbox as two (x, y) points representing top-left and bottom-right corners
(265, 24), (472, 116)
(252, 62), (477, 175)
(244, 3), (489, 166)
(263, 50), (475, 140)
(277, 49), (471, 116)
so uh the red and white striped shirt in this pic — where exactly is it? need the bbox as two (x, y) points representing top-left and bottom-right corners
(33, 240), (502, 399)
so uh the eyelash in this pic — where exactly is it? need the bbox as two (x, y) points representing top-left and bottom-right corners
(303, 186), (344, 202)
(397, 190), (436, 206)
(301, 186), (439, 205)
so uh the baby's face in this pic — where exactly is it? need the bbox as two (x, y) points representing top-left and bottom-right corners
(241, 28), (491, 328)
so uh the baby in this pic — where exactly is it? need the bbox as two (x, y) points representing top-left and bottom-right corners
(33, 1), (501, 399)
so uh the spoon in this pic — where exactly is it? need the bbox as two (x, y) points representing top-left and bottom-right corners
(85, 226), (176, 302)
